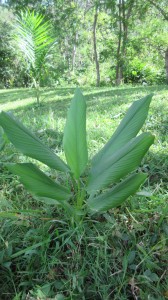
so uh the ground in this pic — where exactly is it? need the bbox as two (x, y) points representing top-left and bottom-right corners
(0, 85), (168, 300)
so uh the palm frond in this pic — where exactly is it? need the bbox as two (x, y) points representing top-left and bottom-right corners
(14, 9), (55, 81)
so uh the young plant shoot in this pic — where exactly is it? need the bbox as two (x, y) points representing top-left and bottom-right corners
(0, 89), (154, 220)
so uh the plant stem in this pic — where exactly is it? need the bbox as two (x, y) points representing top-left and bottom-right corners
(33, 78), (40, 104)
(36, 82), (40, 105)
(77, 179), (82, 209)
(73, 179), (86, 224)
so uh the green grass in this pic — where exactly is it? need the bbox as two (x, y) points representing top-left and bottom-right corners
(0, 85), (168, 300)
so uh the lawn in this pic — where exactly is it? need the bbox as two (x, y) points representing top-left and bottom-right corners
(0, 85), (168, 300)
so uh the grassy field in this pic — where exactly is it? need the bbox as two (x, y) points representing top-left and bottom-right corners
(0, 85), (168, 300)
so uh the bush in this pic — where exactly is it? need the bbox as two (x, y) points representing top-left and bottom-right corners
(124, 57), (166, 85)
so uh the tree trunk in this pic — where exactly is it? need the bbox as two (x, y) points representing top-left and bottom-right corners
(116, 0), (122, 85)
(36, 85), (40, 105)
(148, 0), (168, 21)
(33, 79), (40, 105)
(116, 0), (135, 85)
(72, 32), (78, 71)
(116, 66), (123, 85)
(149, 1), (168, 84)
(93, 8), (100, 87)
(165, 48), (168, 84)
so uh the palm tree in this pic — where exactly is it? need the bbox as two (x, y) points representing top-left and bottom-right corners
(14, 10), (55, 104)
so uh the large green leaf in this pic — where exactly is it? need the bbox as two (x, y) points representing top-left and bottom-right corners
(88, 173), (147, 212)
(0, 111), (68, 172)
(6, 163), (71, 202)
(0, 127), (5, 151)
(63, 88), (88, 179)
(92, 94), (153, 165)
(87, 133), (154, 193)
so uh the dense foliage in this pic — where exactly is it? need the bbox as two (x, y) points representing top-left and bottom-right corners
(0, 0), (168, 87)
(0, 8), (28, 88)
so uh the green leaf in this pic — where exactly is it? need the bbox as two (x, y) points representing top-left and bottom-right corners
(0, 212), (20, 219)
(14, 10), (55, 76)
(88, 173), (147, 212)
(11, 237), (50, 259)
(87, 133), (154, 193)
(92, 94), (153, 165)
(63, 88), (88, 179)
(144, 270), (159, 282)
(6, 163), (71, 202)
(0, 127), (5, 151)
(0, 111), (68, 172)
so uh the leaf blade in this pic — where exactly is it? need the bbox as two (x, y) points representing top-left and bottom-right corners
(87, 133), (154, 193)
(14, 10), (55, 73)
(88, 173), (147, 212)
(6, 163), (71, 202)
(63, 88), (88, 179)
(0, 127), (5, 151)
(92, 94), (153, 165)
(0, 111), (68, 172)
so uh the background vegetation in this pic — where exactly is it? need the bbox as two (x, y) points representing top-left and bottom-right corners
(0, 0), (168, 88)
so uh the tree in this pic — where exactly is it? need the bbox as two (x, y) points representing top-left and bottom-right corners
(5, 0), (44, 11)
(147, 0), (168, 83)
(0, 8), (15, 87)
(2, 0), (168, 87)
(116, 0), (136, 85)
(148, 0), (168, 20)
(14, 9), (55, 103)
(93, 3), (100, 86)
(0, 6), (28, 88)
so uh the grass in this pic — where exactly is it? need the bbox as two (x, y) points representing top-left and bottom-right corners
(0, 85), (168, 300)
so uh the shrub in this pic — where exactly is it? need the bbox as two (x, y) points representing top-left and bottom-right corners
(0, 89), (154, 222)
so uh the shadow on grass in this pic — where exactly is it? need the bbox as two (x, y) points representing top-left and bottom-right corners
(145, 152), (168, 190)
(8, 93), (119, 120)
(37, 128), (64, 150)
(1, 85), (168, 144)
(0, 87), (77, 105)
(0, 84), (167, 106)
(0, 89), (35, 104)
(1, 84), (166, 118)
